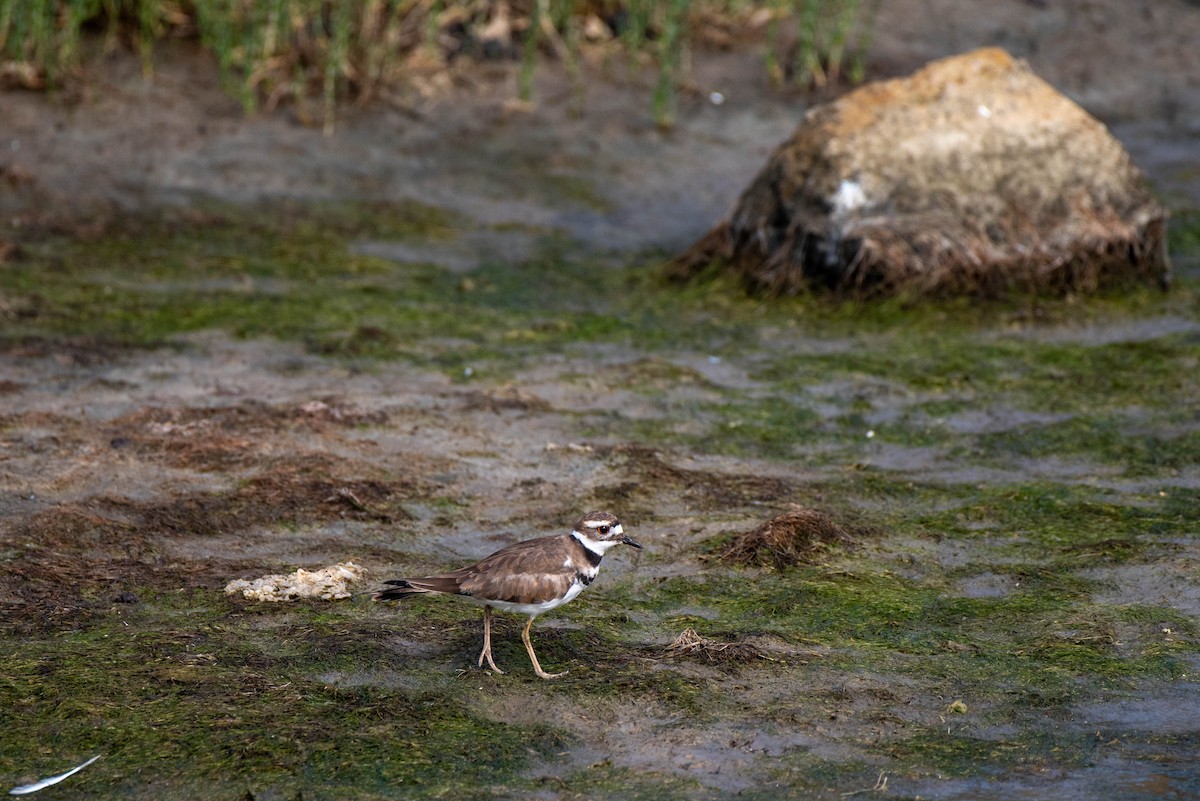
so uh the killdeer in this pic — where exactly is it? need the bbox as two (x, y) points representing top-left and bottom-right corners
(374, 510), (641, 679)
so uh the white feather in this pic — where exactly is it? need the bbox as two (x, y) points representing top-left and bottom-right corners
(9, 755), (102, 796)
(573, 529), (622, 555)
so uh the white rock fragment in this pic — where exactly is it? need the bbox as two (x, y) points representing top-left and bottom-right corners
(544, 442), (594, 453)
(831, 179), (868, 217)
(224, 562), (366, 602)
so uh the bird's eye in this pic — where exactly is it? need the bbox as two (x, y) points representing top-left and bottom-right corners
(599, 525), (610, 534)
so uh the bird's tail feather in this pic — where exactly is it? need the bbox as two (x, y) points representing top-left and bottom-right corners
(373, 576), (460, 601)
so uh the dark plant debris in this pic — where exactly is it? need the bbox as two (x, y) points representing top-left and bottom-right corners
(712, 506), (865, 569)
(663, 627), (775, 665)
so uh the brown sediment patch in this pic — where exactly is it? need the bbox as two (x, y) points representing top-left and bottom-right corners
(114, 399), (391, 431)
(164, 461), (416, 530)
(0, 455), (428, 632)
(460, 386), (553, 413)
(713, 507), (866, 568)
(3, 400), (393, 476)
(593, 358), (721, 392)
(0, 409), (88, 433)
(0, 335), (139, 365)
(664, 628), (775, 665)
(104, 400), (390, 472)
(593, 444), (795, 513)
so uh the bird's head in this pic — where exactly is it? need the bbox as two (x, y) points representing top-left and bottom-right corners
(573, 510), (642, 553)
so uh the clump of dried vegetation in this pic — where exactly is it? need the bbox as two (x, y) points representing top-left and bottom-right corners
(0, 0), (879, 130)
(713, 506), (862, 568)
(675, 189), (1171, 299)
(664, 627), (773, 664)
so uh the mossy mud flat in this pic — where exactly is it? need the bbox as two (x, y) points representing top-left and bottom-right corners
(4, 4), (1200, 797)
(2, 193), (1199, 800)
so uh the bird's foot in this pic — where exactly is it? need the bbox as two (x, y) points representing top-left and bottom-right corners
(478, 649), (505, 675)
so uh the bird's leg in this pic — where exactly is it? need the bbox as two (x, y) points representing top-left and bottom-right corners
(522, 615), (567, 679)
(477, 605), (505, 675)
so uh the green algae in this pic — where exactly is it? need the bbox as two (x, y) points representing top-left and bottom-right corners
(6, 204), (1198, 387)
(884, 727), (1097, 777)
(0, 595), (566, 800)
(3, 201), (1200, 798)
(971, 415), (1200, 476)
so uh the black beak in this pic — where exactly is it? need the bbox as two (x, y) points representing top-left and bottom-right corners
(621, 535), (643, 549)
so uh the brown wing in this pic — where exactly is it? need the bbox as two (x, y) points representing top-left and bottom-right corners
(456, 535), (578, 606)
(374, 534), (580, 604)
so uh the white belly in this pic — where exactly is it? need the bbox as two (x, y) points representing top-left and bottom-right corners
(463, 579), (588, 616)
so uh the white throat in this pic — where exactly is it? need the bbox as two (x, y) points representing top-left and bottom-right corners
(572, 529), (621, 555)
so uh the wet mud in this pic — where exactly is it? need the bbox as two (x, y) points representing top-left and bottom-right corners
(3, 1), (1200, 799)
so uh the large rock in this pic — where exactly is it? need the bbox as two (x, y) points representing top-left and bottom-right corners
(672, 48), (1170, 297)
